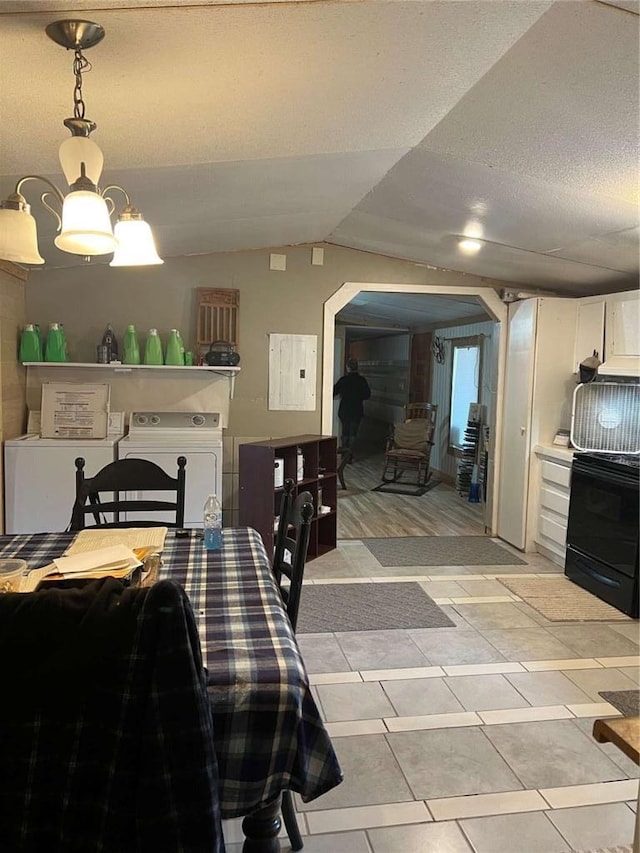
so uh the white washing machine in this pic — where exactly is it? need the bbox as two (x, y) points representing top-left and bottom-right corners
(117, 411), (223, 528)
(4, 430), (123, 534)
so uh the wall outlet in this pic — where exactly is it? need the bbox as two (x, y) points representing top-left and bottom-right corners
(269, 253), (287, 271)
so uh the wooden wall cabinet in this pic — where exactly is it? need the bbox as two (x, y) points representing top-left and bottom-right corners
(602, 290), (640, 376)
(573, 298), (605, 372)
(239, 434), (337, 561)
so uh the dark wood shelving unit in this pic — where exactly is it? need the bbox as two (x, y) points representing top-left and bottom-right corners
(239, 434), (337, 561)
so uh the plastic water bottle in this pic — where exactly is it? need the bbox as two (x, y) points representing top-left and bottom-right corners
(296, 448), (304, 482)
(203, 494), (222, 550)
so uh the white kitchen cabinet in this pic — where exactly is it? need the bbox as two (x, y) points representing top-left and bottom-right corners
(600, 290), (640, 376)
(532, 446), (574, 567)
(497, 298), (578, 551)
(573, 298), (605, 372)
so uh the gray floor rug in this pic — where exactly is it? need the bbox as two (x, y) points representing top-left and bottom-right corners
(576, 848), (633, 853)
(297, 582), (456, 633)
(499, 577), (631, 622)
(599, 690), (640, 717)
(362, 536), (527, 567)
(371, 479), (441, 497)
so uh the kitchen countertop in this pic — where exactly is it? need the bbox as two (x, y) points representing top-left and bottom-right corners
(534, 443), (576, 464)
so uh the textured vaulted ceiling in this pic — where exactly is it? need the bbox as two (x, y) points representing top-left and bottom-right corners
(0, 0), (638, 294)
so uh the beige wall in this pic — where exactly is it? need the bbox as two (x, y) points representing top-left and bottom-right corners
(25, 243), (507, 522)
(0, 261), (27, 532)
(26, 244), (506, 435)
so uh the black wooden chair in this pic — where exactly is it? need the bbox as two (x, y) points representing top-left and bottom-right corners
(71, 456), (187, 530)
(272, 485), (314, 851)
(273, 478), (296, 586)
(273, 490), (313, 632)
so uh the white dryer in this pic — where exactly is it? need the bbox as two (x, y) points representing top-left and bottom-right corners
(4, 432), (123, 534)
(118, 412), (223, 528)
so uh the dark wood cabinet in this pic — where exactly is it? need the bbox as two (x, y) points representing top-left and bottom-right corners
(239, 434), (337, 561)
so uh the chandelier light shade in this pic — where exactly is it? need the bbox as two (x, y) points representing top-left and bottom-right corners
(55, 190), (117, 256)
(58, 136), (104, 186)
(0, 202), (45, 265)
(111, 216), (163, 266)
(0, 18), (162, 267)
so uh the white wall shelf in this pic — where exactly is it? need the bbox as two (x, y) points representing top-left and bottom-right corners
(22, 362), (241, 395)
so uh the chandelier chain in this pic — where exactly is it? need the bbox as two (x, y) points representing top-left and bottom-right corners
(72, 47), (92, 120)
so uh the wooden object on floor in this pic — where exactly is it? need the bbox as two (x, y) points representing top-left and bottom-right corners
(593, 716), (640, 853)
(239, 435), (337, 561)
(337, 448), (353, 490)
(593, 716), (640, 765)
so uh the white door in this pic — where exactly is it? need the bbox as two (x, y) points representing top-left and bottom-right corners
(497, 299), (538, 549)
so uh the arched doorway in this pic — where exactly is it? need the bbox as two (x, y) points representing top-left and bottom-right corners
(322, 282), (508, 534)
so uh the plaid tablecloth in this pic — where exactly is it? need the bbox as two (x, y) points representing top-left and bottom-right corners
(0, 527), (343, 818)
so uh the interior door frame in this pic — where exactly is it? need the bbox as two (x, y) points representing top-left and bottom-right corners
(322, 282), (508, 535)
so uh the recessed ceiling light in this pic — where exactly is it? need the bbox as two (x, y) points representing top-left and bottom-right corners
(458, 238), (483, 254)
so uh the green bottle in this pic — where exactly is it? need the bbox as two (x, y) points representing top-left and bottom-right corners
(59, 324), (69, 362)
(34, 324), (44, 360)
(165, 329), (183, 366)
(19, 324), (41, 362)
(45, 323), (65, 362)
(123, 324), (141, 365)
(144, 328), (163, 365)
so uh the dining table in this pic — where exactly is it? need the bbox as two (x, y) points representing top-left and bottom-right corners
(0, 526), (343, 853)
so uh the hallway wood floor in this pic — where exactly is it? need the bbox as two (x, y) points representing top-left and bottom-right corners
(337, 453), (486, 539)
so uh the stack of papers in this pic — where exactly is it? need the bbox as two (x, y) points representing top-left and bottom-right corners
(18, 528), (169, 593)
(52, 545), (142, 577)
(20, 545), (143, 593)
(65, 527), (168, 556)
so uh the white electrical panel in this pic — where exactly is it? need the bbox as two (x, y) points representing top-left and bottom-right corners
(268, 334), (317, 411)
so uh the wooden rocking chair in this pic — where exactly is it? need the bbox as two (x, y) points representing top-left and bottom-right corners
(382, 403), (437, 488)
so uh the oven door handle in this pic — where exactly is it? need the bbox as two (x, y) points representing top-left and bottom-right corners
(574, 556), (621, 589)
(572, 463), (637, 488)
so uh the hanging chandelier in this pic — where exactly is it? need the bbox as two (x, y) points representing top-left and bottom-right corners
(0, 19), (163, 267)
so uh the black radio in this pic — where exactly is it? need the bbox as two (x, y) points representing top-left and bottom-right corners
(205, 341), (240, 367)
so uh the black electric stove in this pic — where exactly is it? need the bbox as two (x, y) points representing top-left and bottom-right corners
(565, 452), (639, 617)
(578, 452), (640, 472)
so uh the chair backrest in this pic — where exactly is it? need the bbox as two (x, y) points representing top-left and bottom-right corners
(273, 490), (314, 632)
(71, 455), (187, 530)
(405, 402), (438, 428)
(273, 478), (295, 585)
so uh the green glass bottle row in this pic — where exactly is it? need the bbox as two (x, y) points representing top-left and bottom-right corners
(122, 326), (186, 366)
(20, 322), (68, 362)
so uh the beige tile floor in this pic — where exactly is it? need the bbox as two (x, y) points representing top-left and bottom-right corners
(224, 539), (640, 853)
